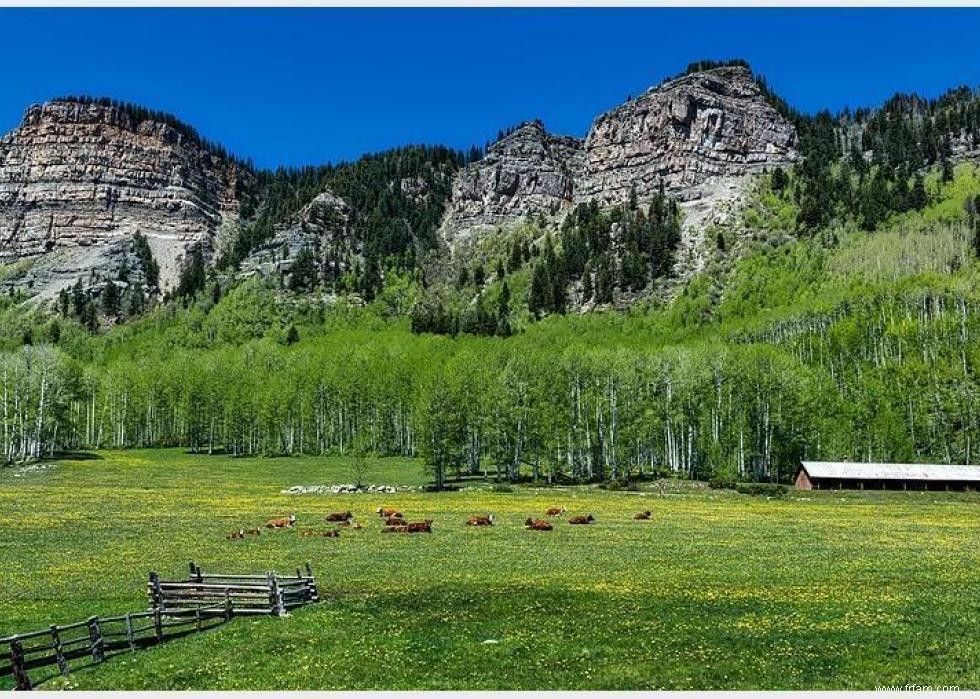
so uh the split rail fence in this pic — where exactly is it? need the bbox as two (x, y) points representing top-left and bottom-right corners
(0, 561), (318, 690)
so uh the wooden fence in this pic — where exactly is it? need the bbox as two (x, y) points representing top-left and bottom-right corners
(0, 562), (318, 690)
(152, 561), (320, 617)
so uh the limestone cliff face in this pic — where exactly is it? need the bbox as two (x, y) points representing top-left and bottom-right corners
(239, 188), (355, 283)
(0, 99), (246, 297)
(441, 66), (799, 245)
(578, 65), (798, 205)
(442, 120), (583, 242)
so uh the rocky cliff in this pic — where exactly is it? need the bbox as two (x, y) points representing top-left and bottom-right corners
(577, 65), (798, 205)
(441, 66), (799, 247)
(0, 99), (246, 298)
(441, 120), (583, 242)
(238, 187), (354, 284)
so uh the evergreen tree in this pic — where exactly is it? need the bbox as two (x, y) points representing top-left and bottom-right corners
(102, 282), (120, 317)
(497, 281), (512, 337)
(176, 247), (207, 299)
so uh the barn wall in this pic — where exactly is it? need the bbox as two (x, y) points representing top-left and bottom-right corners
(794, 469), (812, 490)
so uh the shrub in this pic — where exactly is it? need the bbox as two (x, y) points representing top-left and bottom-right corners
(708, 475), (738, 490)
(734, 482), (788, 497)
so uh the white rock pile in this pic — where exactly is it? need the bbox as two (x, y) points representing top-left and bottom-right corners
(280, 484), (416, 495)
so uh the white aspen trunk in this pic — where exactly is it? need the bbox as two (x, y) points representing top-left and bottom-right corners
(33, 369), (47, 459)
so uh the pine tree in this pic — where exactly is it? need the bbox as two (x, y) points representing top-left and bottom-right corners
(496, 281), (512, 337)
(594, 255), (614, 304)
(102, 281), (120, 317)
(529, 262), (551, 318)
(909, 175), (928, 210)
(581, 262), (593, 302)
(177, 247), (207, 299)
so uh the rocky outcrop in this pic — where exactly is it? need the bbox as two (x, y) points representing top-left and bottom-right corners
(441, 66), (799, 246)
(239, 188), (354, 282)
(578, 65), (798, 206)
(0, 99), (247, 298)
(441, 120), (583, 241)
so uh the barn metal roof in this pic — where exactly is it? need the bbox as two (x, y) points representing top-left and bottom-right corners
(801, 461), (980, 482)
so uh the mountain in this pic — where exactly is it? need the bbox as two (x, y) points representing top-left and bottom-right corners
(0, 98), (249, 299)
(5, 61), (980, 325)
(440, 65), (799, 285)
(6, 60), (980, 486)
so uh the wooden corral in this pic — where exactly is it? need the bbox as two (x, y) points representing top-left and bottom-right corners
(1, 562), (318, 690)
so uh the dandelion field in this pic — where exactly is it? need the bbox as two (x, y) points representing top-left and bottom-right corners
(1, 449), (979, 690)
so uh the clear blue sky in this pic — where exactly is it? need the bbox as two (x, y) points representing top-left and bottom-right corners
(2, 8), (980, 170)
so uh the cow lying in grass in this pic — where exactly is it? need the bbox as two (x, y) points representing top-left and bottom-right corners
(302, 528), (341, 538)
(633, 511), (652, 520)
(226, 528), (245, 539)
(524, 518), (553, 531)
(244, 527), (262, 536)
(383, 519), (433, 533)
(545, 506), (567, 517)
(325, 511), (353, 523)
(568, 514), (596, 525)
(466, 514), (495, 526)
(266, 514), (297, 529)
(385, 516), (407, 526)
(377, 507), (402, 518)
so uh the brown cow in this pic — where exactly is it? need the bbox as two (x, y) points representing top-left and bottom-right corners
(266, 514), (297, 529)
(244, 527), (262, 536)
(377, 506), (403, 518)
(545, 506), (567, 517)
(385, 516), (407, 526)
(226, 528), (245, 540)
(466, 514), (495, 526)
(568, 514), (596, 525)
(407, 520), (433, 533)
(633, 511), (652, 520)
(525, 518), (553, 531)
(325, 511), (353, 523)
(382, 525), (408, 534)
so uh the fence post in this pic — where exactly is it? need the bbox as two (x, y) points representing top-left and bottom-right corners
(188, 561), (202, 583)
(305, 563), (319, 602)
(148, 571), (163, 611)
(124, 613), (136, 651)
(195, 608), (202, 632)
(51, 624), (69, 677)
(87, 616), (104, 664)
(268, 572), (285, 617)
(153, 608), (164, 644)
(224, 589), (233, 621)
(10, 637), (32, 690)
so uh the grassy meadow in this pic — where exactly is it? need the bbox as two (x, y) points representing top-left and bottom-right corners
(1, 449), (979, 690)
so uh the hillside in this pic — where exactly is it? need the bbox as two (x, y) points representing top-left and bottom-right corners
(4, 61), (980, 481)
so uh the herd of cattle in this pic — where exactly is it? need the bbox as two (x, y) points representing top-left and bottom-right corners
(226, 507), (655, 540)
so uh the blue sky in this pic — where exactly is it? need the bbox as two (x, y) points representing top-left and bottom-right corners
(2, 8), (980, 169)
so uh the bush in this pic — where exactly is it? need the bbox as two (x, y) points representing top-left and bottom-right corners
(734, 482), (788, 497)
(490, 484), (514, 493)
(601, 478), (640, 492)
(708, 475), (738, 490)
